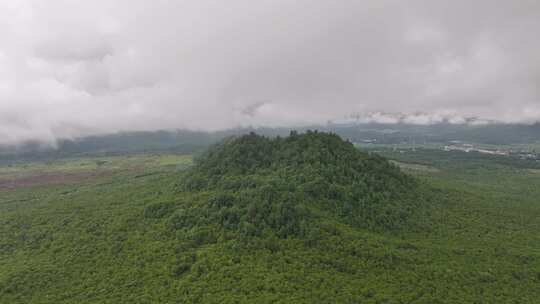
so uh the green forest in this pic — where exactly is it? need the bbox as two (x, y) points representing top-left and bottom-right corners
(1, 132), (539, 303)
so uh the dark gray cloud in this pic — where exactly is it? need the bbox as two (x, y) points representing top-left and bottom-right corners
(1, 0), (540, 144)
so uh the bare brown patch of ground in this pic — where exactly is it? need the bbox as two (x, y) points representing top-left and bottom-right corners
(0, 170), (116, 191)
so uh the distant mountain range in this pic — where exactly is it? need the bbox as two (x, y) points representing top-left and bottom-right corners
(2, 122), (540, 163)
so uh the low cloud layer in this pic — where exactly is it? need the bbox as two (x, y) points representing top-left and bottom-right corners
(1, 0), (540, 144)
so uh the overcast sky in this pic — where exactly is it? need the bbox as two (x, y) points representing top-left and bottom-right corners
(1, 0), (540, 144)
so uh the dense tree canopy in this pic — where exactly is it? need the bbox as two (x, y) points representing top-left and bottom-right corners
(2, 135), (540, 303)
(180, 131), (422, 237)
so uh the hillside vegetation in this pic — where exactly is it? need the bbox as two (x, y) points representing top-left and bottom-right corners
(181, 131), (422, 236)
(1, 132), (539, 303)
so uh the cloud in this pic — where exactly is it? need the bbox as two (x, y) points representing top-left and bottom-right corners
(335, 110), (487, 126)
(1, 0), (540, 144)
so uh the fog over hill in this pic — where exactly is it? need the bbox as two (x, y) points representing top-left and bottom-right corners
(3, 2), (540, 303)
(2, 0), (540, 145)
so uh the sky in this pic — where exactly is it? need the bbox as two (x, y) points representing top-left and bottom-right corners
(1, 0), (540, 144)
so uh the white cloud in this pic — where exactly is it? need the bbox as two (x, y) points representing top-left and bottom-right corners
(0, 0), (540, 144)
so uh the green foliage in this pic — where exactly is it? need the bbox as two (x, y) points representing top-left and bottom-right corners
(182, 131), (421, 234)
(1, 136), (540, 303)
(143, 201), (176, 219)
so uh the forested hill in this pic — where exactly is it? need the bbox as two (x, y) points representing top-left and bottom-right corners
(4, 131), (540, 303)
(180, 131), (423, 234)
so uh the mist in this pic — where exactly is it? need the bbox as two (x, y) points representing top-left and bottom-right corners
(1, 0), (540, 145)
